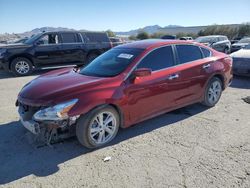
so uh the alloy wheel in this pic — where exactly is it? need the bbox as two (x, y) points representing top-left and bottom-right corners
(15, 61), (30, 74)
(208, 80), (222, 105)
(89, 111), (117, 145)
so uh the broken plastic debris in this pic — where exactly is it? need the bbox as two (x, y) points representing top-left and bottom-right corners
(103, 156), (111, 162)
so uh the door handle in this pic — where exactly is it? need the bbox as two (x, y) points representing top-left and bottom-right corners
(203, 64), (211, 69)
(168, 74), (179, 80)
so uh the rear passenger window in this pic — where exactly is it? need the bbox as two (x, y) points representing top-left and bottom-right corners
(219, 37), (224, 41)
(83, 32), (109, 42)
(137, 46), (175, 71)
(176, 45), (202, 64)
(61, 33), (78, 43)
(201, 47), (211, 57)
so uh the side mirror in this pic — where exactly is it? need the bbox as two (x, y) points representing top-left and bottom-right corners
(210, 41), (215, 46)
(36, 40), (44, 45)
(133, 68), (152, 77)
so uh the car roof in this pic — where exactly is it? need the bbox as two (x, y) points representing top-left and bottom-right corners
(116, 39), (197, 50)
(198, 35), (226, 38)
(42, 31), (106, 34)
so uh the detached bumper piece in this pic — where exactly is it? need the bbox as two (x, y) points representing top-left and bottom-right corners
(17, 101), (77, 147)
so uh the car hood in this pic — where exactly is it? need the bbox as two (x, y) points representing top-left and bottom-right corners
(198, 42), (212, 46)
(18, 68), (112, 106)
(0, 43), (30, 49)
(230, 49), (250, 58)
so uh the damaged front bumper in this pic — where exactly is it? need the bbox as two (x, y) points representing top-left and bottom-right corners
(17, 101), (79, 146)
(20, 116), (40, 135)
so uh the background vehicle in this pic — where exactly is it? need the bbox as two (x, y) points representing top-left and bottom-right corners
(109, 37), (124, 47)
(195, 35), (231, 54)
(17, 39), (233, 148)
(230, 37), (242, 45)
(231, 37), (250, 52)
(0, 40), (7, 44)
(179, 37), (193, 40)
(161, 35), (177, 39)
(231, 44), (250, 76)
(0, 31), (112, 76)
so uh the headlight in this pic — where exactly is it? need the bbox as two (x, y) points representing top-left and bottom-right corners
(33, 99), (78, 121)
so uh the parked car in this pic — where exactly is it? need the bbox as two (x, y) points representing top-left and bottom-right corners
(109, 37), (124, 47)
(161, 35), (176, 39)
(0, 31), (112, 76)
(195, 35), (231, 54)
(16, 39), (233, 148)
(231, 37), (250, 53)
(231, 44), (250, 76)
(179, 37), (193, 40)
(0, 40), (8, 44)
(230, 37), (242, 45)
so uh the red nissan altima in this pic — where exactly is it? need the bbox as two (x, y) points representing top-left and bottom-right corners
(17, 39), (233, 148)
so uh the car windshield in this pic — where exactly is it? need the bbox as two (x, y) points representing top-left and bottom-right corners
(238, 38), (250, 43)
(24, 33), (43, 44)
(195, 36), (217, 43)
(80, 48), (143, 77)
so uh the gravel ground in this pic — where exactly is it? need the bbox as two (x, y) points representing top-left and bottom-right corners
(0, 70), (250, 188)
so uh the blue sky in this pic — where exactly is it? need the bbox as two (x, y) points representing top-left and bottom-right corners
(0, 0), (249, 34)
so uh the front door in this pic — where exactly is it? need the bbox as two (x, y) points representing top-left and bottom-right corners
(124, 45), (177, 123)
(33, 33), (63, 66)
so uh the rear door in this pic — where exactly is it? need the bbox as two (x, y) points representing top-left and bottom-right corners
(82, 32), (112, 51)
(173, 44), (212, 105)
(60, 32), (86, 65)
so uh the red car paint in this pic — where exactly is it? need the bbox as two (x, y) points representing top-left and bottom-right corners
(18, 40), (233, 128)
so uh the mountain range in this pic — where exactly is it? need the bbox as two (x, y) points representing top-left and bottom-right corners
(115, 25), (182, 36)
(0, 24), (241, 42)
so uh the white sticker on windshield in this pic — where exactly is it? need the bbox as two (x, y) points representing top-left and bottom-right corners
(118, 53), (134, 59)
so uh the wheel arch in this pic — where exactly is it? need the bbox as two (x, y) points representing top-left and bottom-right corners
(213, 73), (225, 90)
(8, 54), (34, 70)
(91, 103), (125, 128)
(201, 73), (226, 103)
(71, 102), (125, 128)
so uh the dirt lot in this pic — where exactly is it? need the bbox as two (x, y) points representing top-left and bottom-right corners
(0, 69), (250, 188)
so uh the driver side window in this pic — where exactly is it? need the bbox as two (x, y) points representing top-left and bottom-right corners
(38, 34), (59, 45)
(137, 46), (175, 71)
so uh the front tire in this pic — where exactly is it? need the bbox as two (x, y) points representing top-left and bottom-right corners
(202, 77), (223, 107)
(11, 57), (33, 76)
(76, 106), (120, 148)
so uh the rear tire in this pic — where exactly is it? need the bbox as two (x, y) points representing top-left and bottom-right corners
(202, 77), (223, 107)
(11, 57), (33, 76)
(76, 105), (120, 148)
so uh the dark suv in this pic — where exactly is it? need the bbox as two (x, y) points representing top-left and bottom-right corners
(0, 31), (112, 76)
(195, 35), (231, 54)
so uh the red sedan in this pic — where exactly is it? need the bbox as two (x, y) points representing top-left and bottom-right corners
(17, 39), (233, 148)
